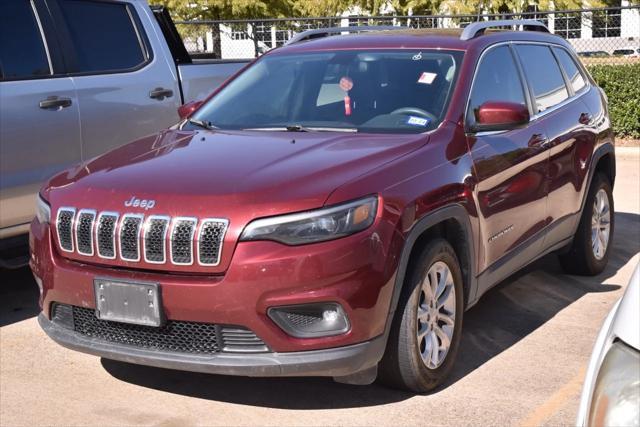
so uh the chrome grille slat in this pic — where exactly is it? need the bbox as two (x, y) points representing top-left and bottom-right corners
(144, 216), (170, 264)
(56, 208), (76, 253)
(119, 214), (143, 261)
(197, 219), (229, 266)
(96, 212), (119, 259)
(56, 208), (228, 268)
(75, 209), (96, 256)
(171, 217), (197, 265)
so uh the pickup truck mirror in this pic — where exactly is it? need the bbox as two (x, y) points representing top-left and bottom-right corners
(472, 101), (530, 132)
(178, 100), (204, 120)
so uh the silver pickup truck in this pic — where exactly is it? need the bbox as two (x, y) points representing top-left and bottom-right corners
(0, 0), (247, 267)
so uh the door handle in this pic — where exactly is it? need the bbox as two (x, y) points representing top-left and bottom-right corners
(149, 87), (174, 100)
(528, 133), (549, 149)
(39, 96), (72, 110)
(579, 112), (593, 125)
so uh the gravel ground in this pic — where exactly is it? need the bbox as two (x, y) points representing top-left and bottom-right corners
(1, 148), (638, 427)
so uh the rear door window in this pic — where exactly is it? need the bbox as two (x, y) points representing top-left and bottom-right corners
(56, 0), (148, 74)
(515, 45), (569, 113)
(553, 47), (586, 93)
(0, 1), (51, 80)
(467, 46), (527, 125)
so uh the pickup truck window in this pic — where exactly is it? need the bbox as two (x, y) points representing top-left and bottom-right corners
(0, 1), (50, 80)
(56, 0), (147, 73)
(191, 50), (463, 134)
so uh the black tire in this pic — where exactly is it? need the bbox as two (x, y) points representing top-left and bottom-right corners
(559, 173), (614, 276)
(379, 238), (464, 393)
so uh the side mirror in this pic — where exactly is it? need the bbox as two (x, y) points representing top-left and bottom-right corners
(472, 101), (530, 132)
(178, 100), (204, 120)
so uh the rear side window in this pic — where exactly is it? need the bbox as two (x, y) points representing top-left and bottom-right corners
(553, 47), (586, 93)
(56, 0), (147, 73)
(515, 45), (569, 113)
(467, 46), (527, 125)
(0, 1), (50, 80)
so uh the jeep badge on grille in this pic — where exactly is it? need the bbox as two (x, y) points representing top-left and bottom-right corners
(124, 196), (155, 210)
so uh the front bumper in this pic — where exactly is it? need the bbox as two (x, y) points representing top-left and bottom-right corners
(39, 313), (385, 378)
(30, 208), (399, 354)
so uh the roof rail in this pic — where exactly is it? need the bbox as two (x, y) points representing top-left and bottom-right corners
(286, 25), (401, 45)
(460, 19), (549, 41)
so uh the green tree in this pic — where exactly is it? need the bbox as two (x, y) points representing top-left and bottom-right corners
(157, 0), (293, 20)
(293, 0), (354, 16)
(158, 0), (295, 57)
(404, 0), (602, 15)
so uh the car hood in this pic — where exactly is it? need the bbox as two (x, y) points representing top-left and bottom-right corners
(48, 129), (427, 213)
(45, 128), (427, 273)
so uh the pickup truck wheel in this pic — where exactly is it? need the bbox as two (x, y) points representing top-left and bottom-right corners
(379, 238), (464, 393)
(559, 173), (614, 276)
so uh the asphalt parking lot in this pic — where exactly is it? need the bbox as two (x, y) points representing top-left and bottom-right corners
(1, 148), (638, 427)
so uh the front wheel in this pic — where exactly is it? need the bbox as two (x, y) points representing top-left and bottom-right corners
(379, 239), (464, 392)
(559, 173), (614, 276)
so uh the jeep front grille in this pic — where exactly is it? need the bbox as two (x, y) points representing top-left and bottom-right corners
(144, 216), (169, 264)
(56, 208), (75, 252)
(96, 212), (118, 259)
(76, 210), (96, 256)
(171, 217), (197, 265)
(55, 208), (228, 267)
(120, 214), (143, 261)
(198, 220), (228, 266)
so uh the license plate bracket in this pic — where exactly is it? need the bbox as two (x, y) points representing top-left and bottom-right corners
(94, 278), (162, 327)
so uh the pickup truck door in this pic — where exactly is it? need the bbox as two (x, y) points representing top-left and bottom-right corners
(46, 0), (181, 160)
(465, 45), (550, 295)
(0, 1), (81, 235)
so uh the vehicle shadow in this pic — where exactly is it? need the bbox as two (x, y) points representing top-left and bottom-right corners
(0, 266), (40, 327)
(101, 212), (639, 408)
(446, 210), (638, 387)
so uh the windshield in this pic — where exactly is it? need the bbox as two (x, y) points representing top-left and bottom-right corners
(191, 49), (464, 134)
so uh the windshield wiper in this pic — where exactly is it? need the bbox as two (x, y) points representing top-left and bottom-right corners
(286, 124), (311, 132)
(186, 118), (218, 130)
(243, 125), (358, 133)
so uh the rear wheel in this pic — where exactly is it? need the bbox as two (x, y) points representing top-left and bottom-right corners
(559, 173), (614, 275)
(379, 239), (464, 392)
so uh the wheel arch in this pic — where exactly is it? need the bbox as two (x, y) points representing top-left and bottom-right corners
(383, 204), (477, 340)
(578, 142), (616, 217)
(594, 150), (616, 187)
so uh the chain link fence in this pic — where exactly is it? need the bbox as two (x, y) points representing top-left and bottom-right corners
(174, 6), (640, 66)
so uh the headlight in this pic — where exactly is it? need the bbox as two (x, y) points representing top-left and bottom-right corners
(36, 195), (51, 224)
(240, 196), (378, 245)
(588, 341), (640, 427)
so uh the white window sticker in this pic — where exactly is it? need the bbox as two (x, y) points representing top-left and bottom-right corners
(418, 72), (437, 84)
(407, 116), (429, 127)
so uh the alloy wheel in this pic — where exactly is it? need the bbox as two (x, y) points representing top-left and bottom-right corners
(591, 188), (611, 260)
(416, 261), (456, 369)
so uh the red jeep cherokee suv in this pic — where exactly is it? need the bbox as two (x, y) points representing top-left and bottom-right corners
(31, 21), (615, 392)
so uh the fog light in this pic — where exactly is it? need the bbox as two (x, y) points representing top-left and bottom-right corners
(323, 309), (339, 323)
(268, 302), (350, 338)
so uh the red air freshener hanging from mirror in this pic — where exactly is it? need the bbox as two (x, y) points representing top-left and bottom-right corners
(339, 76), (354, 117)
